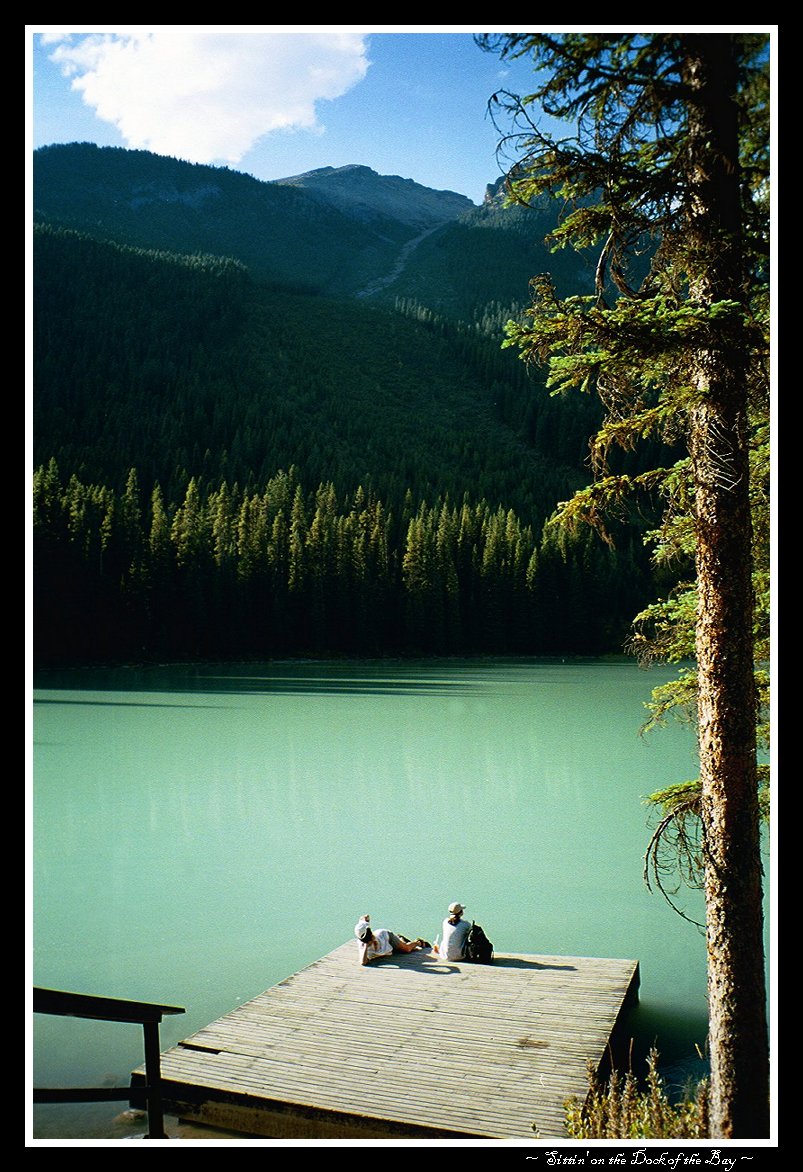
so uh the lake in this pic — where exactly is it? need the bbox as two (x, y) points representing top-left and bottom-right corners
(30, 658), (768, 1141)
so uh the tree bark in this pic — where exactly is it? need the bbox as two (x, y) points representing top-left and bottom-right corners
(684, 34), (769, 1138)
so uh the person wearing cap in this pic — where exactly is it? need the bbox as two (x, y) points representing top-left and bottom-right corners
(434, 902), (470, 961)
(353, 914), (429, 966)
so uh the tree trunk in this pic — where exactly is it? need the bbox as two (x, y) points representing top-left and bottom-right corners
(684, 34), (769, 1138)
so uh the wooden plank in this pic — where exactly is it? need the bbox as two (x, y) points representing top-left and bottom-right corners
(34, 986), (185, 1023)
(132, 944), (639, 1139)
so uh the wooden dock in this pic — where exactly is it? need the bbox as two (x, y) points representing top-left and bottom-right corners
(130, 943), (639, 1140)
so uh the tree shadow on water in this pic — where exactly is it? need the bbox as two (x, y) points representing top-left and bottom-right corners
(623, 999), (710, 1086)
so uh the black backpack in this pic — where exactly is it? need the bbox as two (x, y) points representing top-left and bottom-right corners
(464, 921), (494, 964)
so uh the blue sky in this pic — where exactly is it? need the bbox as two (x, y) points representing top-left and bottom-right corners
(29, 27), (559, 205)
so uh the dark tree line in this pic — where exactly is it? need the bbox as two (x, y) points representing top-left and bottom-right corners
(33, 459), (650, 666)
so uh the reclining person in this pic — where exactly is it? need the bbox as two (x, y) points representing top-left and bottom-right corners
(354, 914), (429, 966)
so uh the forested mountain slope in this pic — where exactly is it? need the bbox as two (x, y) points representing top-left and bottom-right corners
(368, 181), (596, 327)
(32, 144), (590, 323)
(32, 148), (665, 666)
(33, 143), (471, 298)
(33, 223), (596, 518)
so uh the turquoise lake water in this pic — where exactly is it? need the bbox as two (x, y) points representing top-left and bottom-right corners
(30, 658), (770, 1140)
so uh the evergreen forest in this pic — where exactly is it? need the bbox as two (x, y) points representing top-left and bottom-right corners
(32, 146), (675, 667)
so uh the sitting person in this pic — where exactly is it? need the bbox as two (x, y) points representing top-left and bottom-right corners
(354, 914), (429, 966)
(433, 901), (470, 960)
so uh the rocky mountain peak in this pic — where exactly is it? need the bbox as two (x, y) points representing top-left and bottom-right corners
(273, 164), (475, 230)
(483, 176), (509, 205)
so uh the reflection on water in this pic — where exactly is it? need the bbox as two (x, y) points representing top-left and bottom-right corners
(31, 658), (766, 1140)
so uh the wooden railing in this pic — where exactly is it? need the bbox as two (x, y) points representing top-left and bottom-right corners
(33, 987), (185, 1139)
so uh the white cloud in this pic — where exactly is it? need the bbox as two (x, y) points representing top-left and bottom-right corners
(46, 31), (370, 164)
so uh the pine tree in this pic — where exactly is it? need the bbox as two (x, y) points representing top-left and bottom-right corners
(479, 31), (770, 1137)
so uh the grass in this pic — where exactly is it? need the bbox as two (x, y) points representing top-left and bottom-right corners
(562, 1047), (709, 1139)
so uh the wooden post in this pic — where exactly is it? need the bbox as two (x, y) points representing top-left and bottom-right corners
(142, 1020), (167, 1139)
(33, 987), (185, 1139)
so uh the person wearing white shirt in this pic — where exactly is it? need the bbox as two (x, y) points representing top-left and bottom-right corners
(434, 902), (470, 960)
(354, 915), (429, 966)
